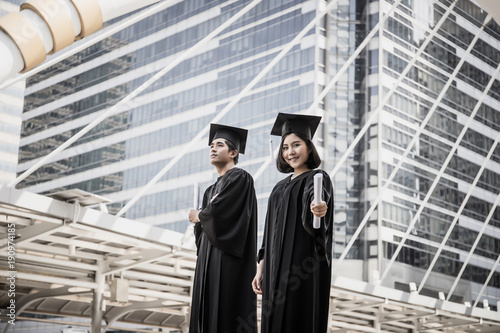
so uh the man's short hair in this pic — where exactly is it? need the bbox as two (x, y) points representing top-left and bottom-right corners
(225, 139), (239, 165)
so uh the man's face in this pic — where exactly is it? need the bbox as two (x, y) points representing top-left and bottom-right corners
(210, 138), (236, 166)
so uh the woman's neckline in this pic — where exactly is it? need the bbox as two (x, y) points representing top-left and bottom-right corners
(290, 169), (313, 181)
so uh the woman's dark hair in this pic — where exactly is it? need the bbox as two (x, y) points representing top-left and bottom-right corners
(276, 132), (321, 173)
(225, 139), (239, 165)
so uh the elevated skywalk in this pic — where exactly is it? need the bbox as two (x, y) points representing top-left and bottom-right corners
(0, 186), (499, 332)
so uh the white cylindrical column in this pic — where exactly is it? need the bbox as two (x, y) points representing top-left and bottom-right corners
(20, 0), (75, 54)
(70, 0), (103, 39)
(0, 30), (25, 81)
(0, 0), (161, 83)
(0, 11), (47, 76)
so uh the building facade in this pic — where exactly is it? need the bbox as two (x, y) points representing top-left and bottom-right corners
(15, 0), (500, 316)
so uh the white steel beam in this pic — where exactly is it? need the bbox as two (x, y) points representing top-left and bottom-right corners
(0, 270), (98, 289)
(65, 223), (178, 253)
(472, 252), (500, 308)
(12, 252), (97, 271)
(16, 286), (84, 317)
(253, 0), (404, 182)
(0, 220), (62, 248)
(0, 0), (164, 83)
(9, 0), (262, 189)
(0, 0), (178, 91)
(102, 299), (185, 331)
(117, 0), (341, 216)
(331, 274), (500, 323)
(2, 286), (90, 333)
(122, 270), (193, 288)
(337, 0), (459, 261)
(418, 61), (500, 295)
(102, 250), (174, 276)
(380, 14), (492, 282)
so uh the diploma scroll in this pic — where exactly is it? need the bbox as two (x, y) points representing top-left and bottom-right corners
(193, 182), (200, 210)
(313, 173), (323, 229)
(181, 182), (200, 250)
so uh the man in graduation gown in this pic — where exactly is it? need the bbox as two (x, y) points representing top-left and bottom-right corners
(188, 124), (257, 333)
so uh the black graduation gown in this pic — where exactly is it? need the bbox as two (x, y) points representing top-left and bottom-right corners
(258, 170), (334, 333)
(190, 167), (258, 333)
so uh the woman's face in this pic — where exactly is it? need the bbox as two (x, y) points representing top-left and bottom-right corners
(282, 133), (311, 172)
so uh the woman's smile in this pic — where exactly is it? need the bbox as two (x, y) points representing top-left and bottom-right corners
(282, 133), (311, 174)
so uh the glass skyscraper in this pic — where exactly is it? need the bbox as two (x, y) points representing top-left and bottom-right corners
(16, 0), (500, 315)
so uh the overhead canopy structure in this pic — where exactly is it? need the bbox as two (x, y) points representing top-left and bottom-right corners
(329, 276), (500, 332)
(0, 185), (197, 332)
(0, 186), (499, 332)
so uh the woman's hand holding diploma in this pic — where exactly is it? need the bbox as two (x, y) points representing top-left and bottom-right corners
(311, 173), (327, 228)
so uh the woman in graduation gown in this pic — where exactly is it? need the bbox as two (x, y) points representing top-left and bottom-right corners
(252, 113), (334, 333)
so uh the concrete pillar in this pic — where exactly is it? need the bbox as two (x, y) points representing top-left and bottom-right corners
(91, 270), (105, 333)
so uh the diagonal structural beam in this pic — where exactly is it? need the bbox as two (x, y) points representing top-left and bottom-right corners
(0, 0), (178, 91)
(449, 189), (500, 302)
(338, 0), (459, 261)
(380, 13), (492, 281)
(9, 0), (262, 189)
(0, 0), (168, 82)
(117, 0), (346, 216)
(418, 60), (500, 294)
(253, 0), (404, 182)
(102, 249), (174, 276)
(0, 220), (62, 248)
(473, 252), (500, 308)
(0, 270), (98, 289)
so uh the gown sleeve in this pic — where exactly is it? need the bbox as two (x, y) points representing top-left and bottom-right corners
(301, 170), (334, 265)
(194, 187), (211, 251)
(256, 209), (269, 262)
(198, 168), (256, 258)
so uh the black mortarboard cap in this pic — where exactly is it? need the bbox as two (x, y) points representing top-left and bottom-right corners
(209, 124), (248, 154)
(270, 113), (321, 139)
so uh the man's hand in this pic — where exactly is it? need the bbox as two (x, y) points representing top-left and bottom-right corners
(189, 209), (201, 223)
(252, 261), (264, 295)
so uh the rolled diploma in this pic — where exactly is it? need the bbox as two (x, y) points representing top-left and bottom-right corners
(193, 182), (200, 209)
(313, 173), (323, 229)
(182, 182), (200, 248)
